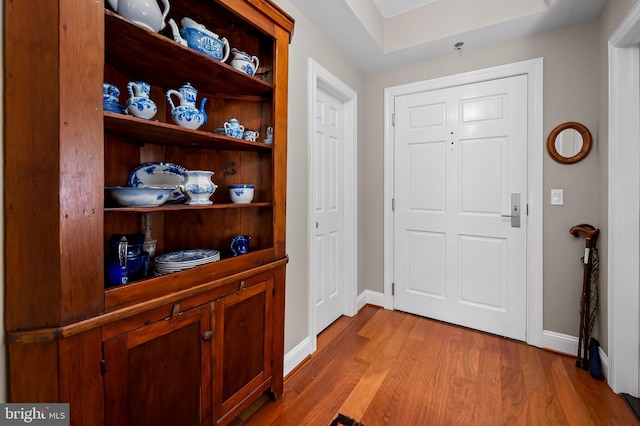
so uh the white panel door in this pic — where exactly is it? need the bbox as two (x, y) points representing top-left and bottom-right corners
(312, 87), (345, 334)
(393, 75), (528, 340)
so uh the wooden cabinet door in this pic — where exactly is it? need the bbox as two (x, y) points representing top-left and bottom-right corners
(214, 274), (274, 424)
(103, 304), (213, 426)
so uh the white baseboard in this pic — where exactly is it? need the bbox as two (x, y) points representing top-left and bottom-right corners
(356, 290), (385, 311)
(283, 336), (312, 378)
(542, 330), (609, 379)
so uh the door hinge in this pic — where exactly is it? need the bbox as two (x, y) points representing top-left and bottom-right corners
(392, 198), (395, 212)
(100, 359), (106, 375)
(527, 204), (529, 215)
(392, 113), (395, 126)
(272, 287), (275, 297)
(392, 282), (395, 296)
(271, 358), (274, 366)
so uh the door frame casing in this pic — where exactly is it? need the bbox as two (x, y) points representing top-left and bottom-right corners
(383, 58), (544, 347)
(307, 58), (358, 353)
(608, 1), (640, 397)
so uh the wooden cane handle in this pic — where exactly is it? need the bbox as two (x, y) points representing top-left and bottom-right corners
(570, 224), (599, 247)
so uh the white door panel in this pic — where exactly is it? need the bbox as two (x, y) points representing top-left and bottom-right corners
(394, 75), (527, 340)
(313, 87), (345, 334)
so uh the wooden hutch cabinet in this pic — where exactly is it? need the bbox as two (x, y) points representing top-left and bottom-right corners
(4, 1), (293, 425)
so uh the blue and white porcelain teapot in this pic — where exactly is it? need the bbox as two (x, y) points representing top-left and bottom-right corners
(166, 83), (207, 130)
(168, 17), (230, 62)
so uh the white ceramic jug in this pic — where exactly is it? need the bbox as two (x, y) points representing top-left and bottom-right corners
(107, 0), (170, 32)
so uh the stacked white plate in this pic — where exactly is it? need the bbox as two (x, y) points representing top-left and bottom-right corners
(154, 249), (220, 275)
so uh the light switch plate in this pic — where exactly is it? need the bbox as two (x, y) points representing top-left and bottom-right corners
(551, 189), (564, 205)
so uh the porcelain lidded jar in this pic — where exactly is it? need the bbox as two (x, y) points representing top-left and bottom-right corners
(126, 81), (157, 120)
(181, 170), (217, 205)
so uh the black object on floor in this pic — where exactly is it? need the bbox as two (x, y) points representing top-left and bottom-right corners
(622, 393), (640, 422)
(588, 338), (603, 380)
(330, 413), (364, 426)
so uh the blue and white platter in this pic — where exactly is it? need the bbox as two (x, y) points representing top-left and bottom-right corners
(128, 162), (187, 203)
(155, 249), (219, 264)
(154, 249), (220, 275)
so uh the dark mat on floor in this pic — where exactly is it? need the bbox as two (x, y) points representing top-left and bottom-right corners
(330, 413), (364, 426)
(622, 393), (640, 421)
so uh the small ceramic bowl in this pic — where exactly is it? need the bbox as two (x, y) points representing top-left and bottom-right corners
(105, 186), (173, 207)
(229, 184), (254, 204)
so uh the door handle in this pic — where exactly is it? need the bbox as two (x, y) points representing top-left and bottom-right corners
(502, 193), (521, 228)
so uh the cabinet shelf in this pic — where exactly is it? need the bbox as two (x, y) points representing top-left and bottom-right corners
(105, 113), (273, 151)
(105, 248), (284, 312)
(104, 202), (271, 212)
(105, 10), (273, 96)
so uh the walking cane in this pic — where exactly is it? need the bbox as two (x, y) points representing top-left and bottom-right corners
(569, 224), (599, 369)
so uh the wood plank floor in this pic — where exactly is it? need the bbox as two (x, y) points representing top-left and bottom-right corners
(233, 305), (638, 425)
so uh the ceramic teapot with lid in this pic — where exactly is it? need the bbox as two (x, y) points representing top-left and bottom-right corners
(168, 17), (230, 62)
(106, 0), (170, 32)
(166, 83), (208, 130)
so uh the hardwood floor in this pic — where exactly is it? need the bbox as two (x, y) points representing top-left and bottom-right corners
(233, 305), (638, 425)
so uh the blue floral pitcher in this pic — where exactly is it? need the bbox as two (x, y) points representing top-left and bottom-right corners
(230, 234), (251, 256)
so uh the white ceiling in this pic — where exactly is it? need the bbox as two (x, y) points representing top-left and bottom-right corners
(373, 0), (440, 18)
(286, 0), (607, 73)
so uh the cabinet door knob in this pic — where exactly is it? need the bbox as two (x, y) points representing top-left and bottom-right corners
(202, 331), (214, 341)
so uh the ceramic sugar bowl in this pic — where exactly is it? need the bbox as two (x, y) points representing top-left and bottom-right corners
(223, 117), (244, 138)
(181, 170), (217, 205)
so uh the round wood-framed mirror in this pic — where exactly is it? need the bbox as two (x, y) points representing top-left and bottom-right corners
(546, 122), (592, 164)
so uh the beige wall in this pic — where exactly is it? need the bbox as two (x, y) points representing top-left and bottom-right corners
(275, 0), (633, 356)
(364, 22), (603, 340)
